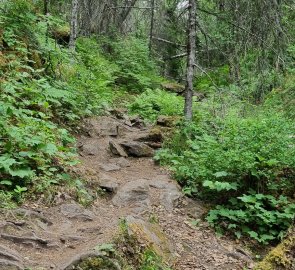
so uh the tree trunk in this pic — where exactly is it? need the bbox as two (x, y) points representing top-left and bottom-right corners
(184, 0), (197, 121)
(69, 0), (79, 52)
(44, 0), (50, 44)
(149, 0), (155, 56)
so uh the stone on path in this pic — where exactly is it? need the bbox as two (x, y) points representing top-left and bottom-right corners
(81, 143), (101, 156)
(60, 204), (94, 221)
(112, 180), (150, 208)
(99, 174), (119, 193)
(109, 157), (131, 168)
(112, 178), (183, 211)
(120, 141), (154, 157)
(109, 141), (128, 157)
(100, 163), (121, 172)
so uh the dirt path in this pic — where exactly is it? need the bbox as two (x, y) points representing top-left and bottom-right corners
(0, 115), (254, 270)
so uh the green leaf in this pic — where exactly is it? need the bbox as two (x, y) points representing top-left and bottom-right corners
(248, 231), (258, 239)
(9, 168), (34, 178)
(40, 143), (58, 155)
(0, 180), (13, 186)
(213, 171), (228, 178)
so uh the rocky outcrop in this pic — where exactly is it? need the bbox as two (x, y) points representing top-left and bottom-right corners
(120, 142), (154, 157)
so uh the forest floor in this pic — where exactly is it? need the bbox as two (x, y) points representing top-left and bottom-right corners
(0, 114), (255, 270)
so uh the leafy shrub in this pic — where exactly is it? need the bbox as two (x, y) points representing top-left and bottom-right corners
(0, 1), (117, 203)
(207, 194), (295, 244)
(128, 89), (184, 122)
(157, 112), (295, 242)
(110, 37), (162, 92)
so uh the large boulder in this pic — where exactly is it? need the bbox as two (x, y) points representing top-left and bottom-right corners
(112, 180), (150, 208)
(82, 117), (120, 137)
(120, 142), (154, 157)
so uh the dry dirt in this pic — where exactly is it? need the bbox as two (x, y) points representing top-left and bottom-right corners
(0, 115), (255, 270)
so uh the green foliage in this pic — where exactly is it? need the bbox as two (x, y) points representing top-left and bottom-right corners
(128, 89), (184, 122)
(0, 1), (119, 204)
(157, 111), (295, 243)
(140, 249), (171, 270)
(207, 194), (295, 244)
(109, 37), (162, 92)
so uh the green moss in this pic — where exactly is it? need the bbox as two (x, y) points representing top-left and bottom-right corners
(255, 228), (295, 270)
(77, 256), (120, 270)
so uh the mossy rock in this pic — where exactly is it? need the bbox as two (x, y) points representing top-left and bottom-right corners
(156, 115), (181, 127)
(76, 256), (121, 270)
(255, 228), (295, 270)
(161, 82), (185, 94)
(50, 25), (70, 45)
(125, 216), (174, 263)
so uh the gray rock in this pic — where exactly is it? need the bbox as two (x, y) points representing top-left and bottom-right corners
(109, 157), (131, 168)
(81, 143), (101, 156)
(100, 163), (121, 172)
(150, 180), (183, 210)
(60, 204), (94, 221)
(112, 180), (150, 207)
(120, 141), (154, 157)
(134, 130), (163, 143)
(109, 141), (128, 157)
(85, 117), (119, 137)
(99, 174), (119, 193)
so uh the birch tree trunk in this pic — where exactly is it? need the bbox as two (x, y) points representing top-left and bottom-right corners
(184, 0), (197, 121)
(149, 0), (155, 56)
(69, 0), (79, 52)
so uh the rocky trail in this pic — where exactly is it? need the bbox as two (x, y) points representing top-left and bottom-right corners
(0, 113), (254, 270)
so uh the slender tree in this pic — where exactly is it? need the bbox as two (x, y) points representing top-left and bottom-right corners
(149, 0), (155, 56)
(184, 0), (197, 120)
(69, 0), (79, 52)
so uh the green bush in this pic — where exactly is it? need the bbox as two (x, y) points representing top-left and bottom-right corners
(111, 37), (162, 92)
(157, 112), (295, 242)
(128, 89), (184, 122)
(207, 194), (295, 244)
(0, 1), (118, 203)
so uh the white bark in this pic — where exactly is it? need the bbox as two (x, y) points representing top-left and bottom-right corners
(69, 0), (79, 52)
(184, 0), (196, 121)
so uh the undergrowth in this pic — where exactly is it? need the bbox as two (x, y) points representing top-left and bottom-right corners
(0, 0), (162, 206)
(156, 103), (295, 244)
